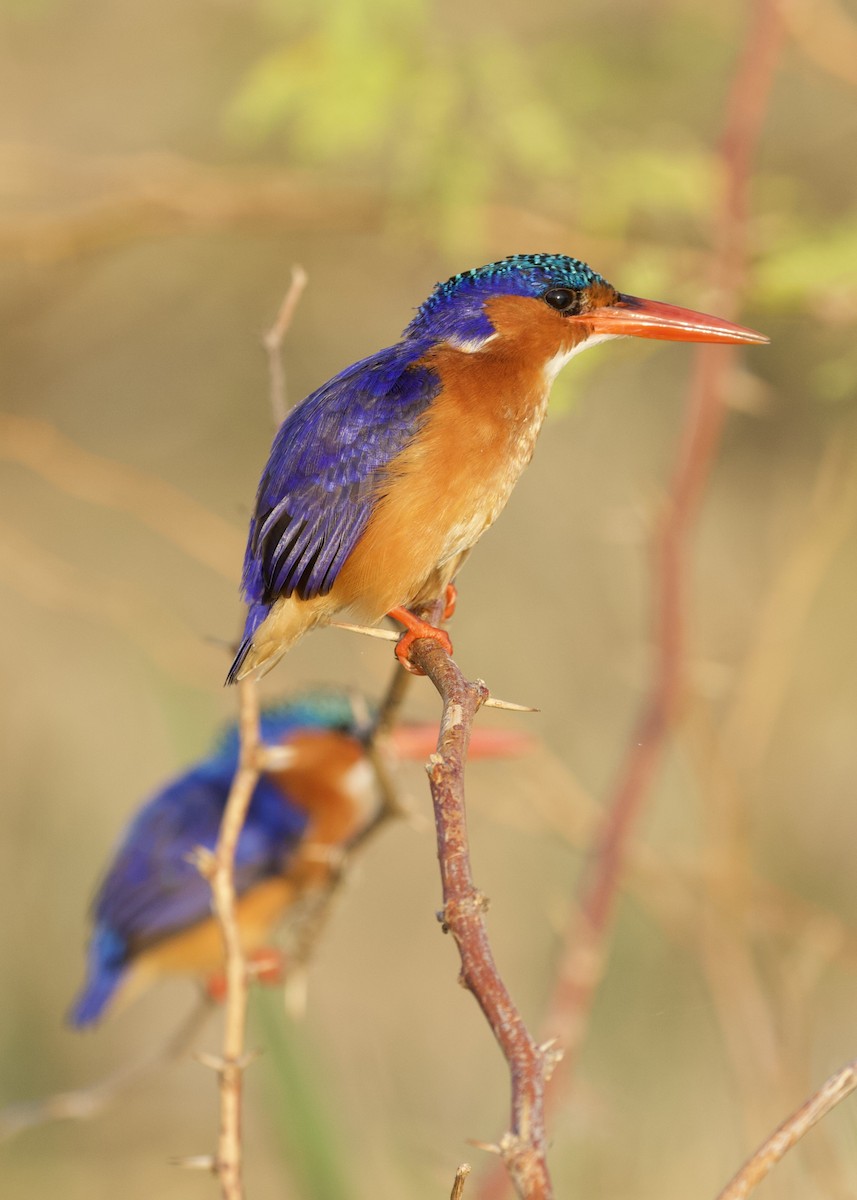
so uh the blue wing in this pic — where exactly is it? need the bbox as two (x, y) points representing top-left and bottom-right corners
(241, 343), (440, 609)
(69, 767), (307, 1026)
(93, 769), (308, 953)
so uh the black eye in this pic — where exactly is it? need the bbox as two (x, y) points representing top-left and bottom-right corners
(543, 287), (579, 313)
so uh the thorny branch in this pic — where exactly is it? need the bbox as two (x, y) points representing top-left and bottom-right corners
(409, 622), (555, 1200)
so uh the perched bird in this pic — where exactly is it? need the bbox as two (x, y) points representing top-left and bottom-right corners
(228, 253), (767, 682)
(69, 693), (529, 1026)
(70, 694), (388, 1027)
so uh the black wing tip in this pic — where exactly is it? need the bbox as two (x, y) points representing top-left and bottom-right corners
(225, 636), (253, 686)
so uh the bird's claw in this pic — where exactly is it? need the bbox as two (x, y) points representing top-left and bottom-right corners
(442, 584), (458, 621)
(395, 626), (454, 674)
(390, 614), (454, 675)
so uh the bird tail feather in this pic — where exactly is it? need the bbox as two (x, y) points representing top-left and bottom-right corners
(67, 928), (127, 1028)
(226, 595), (328, 685)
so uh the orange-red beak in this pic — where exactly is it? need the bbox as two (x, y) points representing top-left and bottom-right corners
(585, 294), (769, 345)
(389, 723), (537, 761)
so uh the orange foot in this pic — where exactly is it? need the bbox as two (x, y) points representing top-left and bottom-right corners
(205, 947), (286, 1002)
(443, 584), (458, 621)
(387, 606), (453, 675)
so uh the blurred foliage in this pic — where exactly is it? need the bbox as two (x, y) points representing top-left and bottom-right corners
(226, 0), (577, 245)
(253, 990), (355, 1200)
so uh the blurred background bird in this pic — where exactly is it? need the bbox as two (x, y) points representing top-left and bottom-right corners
(69, 691), (532, 1027)
(228, 253), (767, 684)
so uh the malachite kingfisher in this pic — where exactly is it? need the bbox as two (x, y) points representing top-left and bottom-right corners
(68, 693), (380, 1026)
(69, 693), (529, 1027)
(227, 253), (767, 683)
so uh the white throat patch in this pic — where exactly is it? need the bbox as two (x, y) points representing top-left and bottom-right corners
(543, 332), (619, 384)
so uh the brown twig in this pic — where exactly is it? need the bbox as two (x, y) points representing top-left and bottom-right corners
(409, 628), (554, 1200)
(714, 1059), (857, 1200)
(264, 266), (309, 425)
(548, 0), (782, 1087)
(476, 8), (783, 1198)
(193, 679), (264, 1200)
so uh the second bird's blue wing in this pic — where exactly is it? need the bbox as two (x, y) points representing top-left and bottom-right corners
(241, 344), (440, 610)
(94, 768), (308, 953)
(69, 765), (308, 1026)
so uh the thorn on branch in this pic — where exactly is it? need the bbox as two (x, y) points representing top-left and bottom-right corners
(188, 846), (216, 879)
(194, 1049), (259, 1075)
(332, 621), (399, 641)
(481, 696), (540, 713)
(538, 1041), (564, 1082)
(172, 1155), (218, 1172)
(195, 1050), (229, 1072)
(467, 1139), (503, 1156)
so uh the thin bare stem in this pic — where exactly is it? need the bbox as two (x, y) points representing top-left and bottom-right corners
(548, 0), (782, 1088)
(371, 659), (415, 740)
(264, 265), (308, 425)
(409, 629), (553, 1200)
(715, 1060), (857, 1200)
(195, 679), (264, 1200)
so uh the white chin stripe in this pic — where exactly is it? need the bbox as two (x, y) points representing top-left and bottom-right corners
(543, 333), (619, 383)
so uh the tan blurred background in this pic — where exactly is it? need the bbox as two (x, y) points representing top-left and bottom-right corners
(1, 0), (857, 1197)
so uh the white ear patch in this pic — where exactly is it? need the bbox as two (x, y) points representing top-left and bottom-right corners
(543, 333), (619, 383)
(446, 332), (500, 353)
(343, 758), (381, 822)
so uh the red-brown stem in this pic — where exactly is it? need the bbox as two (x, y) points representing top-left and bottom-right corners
(409, 634), (554, 1200)
(477, 6), (782, 1198)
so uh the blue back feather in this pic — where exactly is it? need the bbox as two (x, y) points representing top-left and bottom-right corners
(240, 345), (440, 618)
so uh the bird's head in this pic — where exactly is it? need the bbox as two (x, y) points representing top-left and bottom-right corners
(243, 690), (537, 837)
(404, 253), (767, 367)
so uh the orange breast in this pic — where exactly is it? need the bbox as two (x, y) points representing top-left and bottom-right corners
(130, 876), (296, 983)
(332, 295), (577, 619)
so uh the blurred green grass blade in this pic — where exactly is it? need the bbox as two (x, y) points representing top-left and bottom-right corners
(252, 989), (357, 1200)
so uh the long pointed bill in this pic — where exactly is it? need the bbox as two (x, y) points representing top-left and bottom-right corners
(586, 294), (769, 345)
